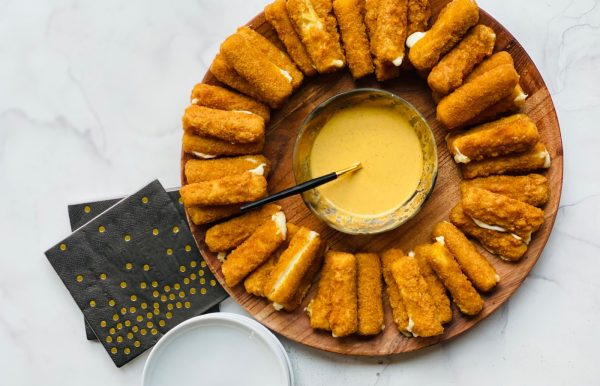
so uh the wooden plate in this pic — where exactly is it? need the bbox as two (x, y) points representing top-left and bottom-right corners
(181, 1), (563, 355)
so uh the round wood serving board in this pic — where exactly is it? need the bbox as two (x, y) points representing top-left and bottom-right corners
(181, 1), (563, 355)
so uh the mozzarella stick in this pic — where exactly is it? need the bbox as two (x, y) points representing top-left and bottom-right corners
(411, 247), (453, 324)
(182, 131), (264, 159)
(306, 251), (336, 331)
(237, 27), (304, 90)
(180, 172), (267, 207)
(381, 249), (410, 336)
(182, 105), (265, 144)
(333, 0), (374, 78)
(328, 251), (358, 337)
(185, 155), (270, 184)
(460, 174), (550, 207)
(220, 33), (293, 108)
(190, 83), (271, 122)
(447, 114), (540, 164)
(373, 0), (409, 67)
(187, 205), (240, 226)
(433, 221), (499, 292)
(265, 228), (322, 310)
(437, 64), (519, 130)
(356, 253), (384, 335)
(221, 212), (287, 287)
(407, 0), (480, 71)
(364, 0), (400, 81)
(465, 84), (527, 127)
(210, 54), (266, 101)
(450, 204), (528, 261)
(462, 187), (545, 242)
(287, 0), (346, 73)
(428, 24), (496, 96)
(407, 0), (431, 35)
(244, 223), (301, 296)
(265, 0), (317, 76)
(205, 204), (281, 252)
(462, 142), (552, 179)
(390, 253), (444, 337)
(279, 245), (325, 311)
(427, 241), (484, 316)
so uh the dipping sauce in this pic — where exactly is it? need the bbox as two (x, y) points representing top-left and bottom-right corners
(310, 105), (423, 217)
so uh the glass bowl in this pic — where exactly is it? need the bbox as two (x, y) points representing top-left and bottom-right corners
(292, 88), (438, 235)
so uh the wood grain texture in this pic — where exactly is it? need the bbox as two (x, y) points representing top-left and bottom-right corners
(181, 2), (563, 356)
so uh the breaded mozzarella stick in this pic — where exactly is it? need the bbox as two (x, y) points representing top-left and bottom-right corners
(183, 105), (265, 144)
(265, 0), (317, 76)
(279, 246), (325, 311)
(190, 83), (271, 122)
(187, 205), (240, 226)
(391, 253), (444, 337)
(460, 174), (550, 207)
(381, 249), (410, 336)
(328, 251), (358, 337)
(204, 204), (281, 252)
(450, 204), (528, 261)
(180, 172), (267, 207)
(356, 253), (384, 335)
(407, 0), (480, 71)
(373, 0), (409, 67)
(437, 64), (519, 130)
(182, 131), (264, 159)
(287, 0), (346, 73)
(306, 251), (336, 330)
(333, 0), (374, 78)
(221, 212), (287, 287)
(265, 228), (322, 310)
(446, 114), (540, 163)
(364, 0), (400, 81)
(465, 84), (527, 127)
(427, 242), (484, 316)
(433, 221), (499, 292)
(411, 246), (453, 324)
(462, 187), (545, 242)
(407, 0), (431, 35)
(209, 54), (266, 101)
(462, 142), (552, 179)
(427, 24), (496, 96)
(185, 155), (270, 184)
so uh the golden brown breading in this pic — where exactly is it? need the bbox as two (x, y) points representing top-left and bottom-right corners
(280, 249), (324, 311)
(306, 251), (336, 330)
(180, 172), (267, 207)
(356, 253), (384, 335)
(465, 51), (513, 82)
(427, 242), (484, 316)
(265, 228), (322, 309)
(465, 84), (527, 127)
(287, 0), (346, 73)
(446, 114), (540, 163)
(433, 221), (498, 292)
(182, 131), (264, 159)
(185, 155), (270, 184)
(460, 174), (550, 207)
(221, 212), (287, 287)
(209, 54), (266, 101)
(190, 83), (271, 122)
(407, 0), (480, 71)
(182, 105), (265, 144)
(265, 0), (317, 76)
(220, 33), (293, 108)
(381, 249), (410, 335)
(204, 204), (281, 252)
(412, 246), (453, 324)
(333, 0), (374, 78)
(407, 0), (431, 35)
(437, 64), (519, 130)
(390, 253), (444, 337)
(462, 142), (551, 179)
(373, 0), (409, 67)
(427, 24), (496, 96)
(450, 203), (528, 261)
(364, 0), (400, 81)
(328, 251), (358, 337)
(187, 205), (240, 226)
(462, 187), (545, 242)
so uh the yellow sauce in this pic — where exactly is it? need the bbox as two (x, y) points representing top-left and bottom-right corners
(310, 105), (423, 216)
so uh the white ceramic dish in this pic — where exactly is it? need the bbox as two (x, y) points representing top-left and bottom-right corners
(142, 313), (294, 386)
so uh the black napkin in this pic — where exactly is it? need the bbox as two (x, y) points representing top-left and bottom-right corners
(47, 180), (227, 367)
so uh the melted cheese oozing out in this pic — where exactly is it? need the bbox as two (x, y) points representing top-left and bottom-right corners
(408, 251), (415, 257)
(248, 163), (266, 176)
(406, 32), (426, 48)
(472, 218), (507, 232)
(330, 59), (344, 68)
(392, 55), (404, 67)
(217, 252), (227, 263)
(234, 110), (254, 115)
(279, 68), (293, 83)
(272, 212), (287, 238)
(453, 145), (471, 163)
(514, 91), (528, 103)
(192, 151), (217, 159)
(539, 149), (552, 168)
(495, 274), (501, 282)
(273, 303), (284, 311)
(406, 318), (417, 337)
(435, 236), (445, 246)
(191, 98), (199, 104)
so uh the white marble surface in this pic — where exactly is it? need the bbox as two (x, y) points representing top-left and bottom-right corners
(0, 0), (598, 384)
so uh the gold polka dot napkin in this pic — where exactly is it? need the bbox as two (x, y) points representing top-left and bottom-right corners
(46, 180), (227, 367)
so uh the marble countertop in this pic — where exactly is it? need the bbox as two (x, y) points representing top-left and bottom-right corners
(1, 0), (598, 384)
